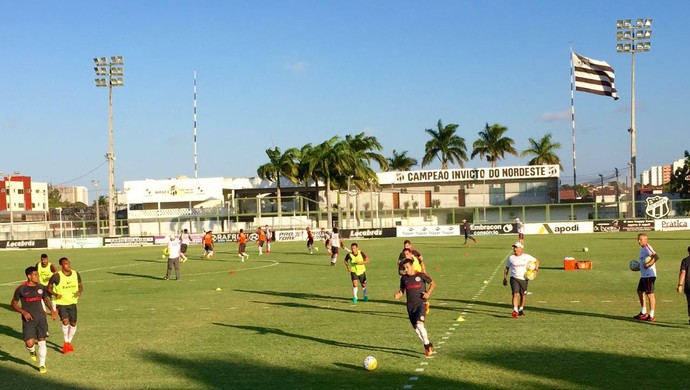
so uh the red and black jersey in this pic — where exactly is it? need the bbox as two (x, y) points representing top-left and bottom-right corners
(399, 272), (432, 308)
(13, 282), (50, 321)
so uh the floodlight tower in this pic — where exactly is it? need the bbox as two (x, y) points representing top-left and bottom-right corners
(616, 18), (652, 218)
(94, 56), (124, 236)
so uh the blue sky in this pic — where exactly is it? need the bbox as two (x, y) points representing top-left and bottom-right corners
(1, 1), (687, 198)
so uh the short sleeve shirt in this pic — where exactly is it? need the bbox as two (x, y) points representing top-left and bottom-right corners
(400, 272), (433, 308)
(13, 282), (50, 321)
(680, 256), (690, 285)
(506, 253), (537, 280)
(639, 244), (657, 278)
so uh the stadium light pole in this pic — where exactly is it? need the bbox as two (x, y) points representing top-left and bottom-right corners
(94, 56), (124, 236)
(617, 18), (652, 218)
(92, 180), (100, 236)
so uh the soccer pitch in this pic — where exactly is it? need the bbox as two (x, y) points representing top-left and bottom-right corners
(1, 232), (689, 389)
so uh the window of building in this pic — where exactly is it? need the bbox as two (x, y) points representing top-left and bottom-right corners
(17, 189), (24, 195)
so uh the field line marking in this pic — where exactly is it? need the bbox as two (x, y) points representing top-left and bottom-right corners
(401, 253), (509, 389)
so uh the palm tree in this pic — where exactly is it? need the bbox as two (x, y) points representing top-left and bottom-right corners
(257, 147), (299, 220)
(520, 133), (563, 168)
(386, 150), (418, 171)
(340, 133), (386, 226)
(422, 119), (468, 169)
(310, 137), (349, 226)
(471, 123), (518, 167)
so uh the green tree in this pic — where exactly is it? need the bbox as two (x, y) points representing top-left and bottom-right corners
(386, 150), (418, 171)
(520, 133), (562, 168)
(310, 136), (349, 226)
(340, 133), (386, 226)
(48, 186), (64, 208)
(471, 123), (518, 167)
(422, 119), (468, 169)
(257, 147), (299, 219)
(669, 150), (690, 215)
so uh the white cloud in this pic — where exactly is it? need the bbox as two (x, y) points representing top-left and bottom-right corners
(539, 110), (570, 122)
(286, 61), (308, 73)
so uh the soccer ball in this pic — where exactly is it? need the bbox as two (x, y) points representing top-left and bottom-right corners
(583, 247), (589, 252)
(524, 269), (536, 281)
(363, 356), (377, 371)
(629, 260), (641, 271)
(526, 261), (537, 271)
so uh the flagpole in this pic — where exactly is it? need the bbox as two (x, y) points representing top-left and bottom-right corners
(569, 45), (577, 188)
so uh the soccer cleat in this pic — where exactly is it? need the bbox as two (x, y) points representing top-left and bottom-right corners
(62, 343), (70, 354)
(67, 342), (74, 352)
(363, 296), (369, 302)
(315, 247), (318, 252)
(645, 316), (656, 322)
(424, 343), (433, 356)
(518, 310), (525, 317)
(266, 250), (270, 254)
(29, 350), (37, 361)
(352, 297), (358, 304)
(425, 301), (430, 315)
(39, 366), (47, 374)
(634, 313), (649, 320)
(512, 311), (519, 318)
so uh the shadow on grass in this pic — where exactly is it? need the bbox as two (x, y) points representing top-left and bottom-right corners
(0, 348), (90, 389)
(0, 302), (15, 312)
(235, 289), (463, 313)
(140, 350), (478, 390)
(214, 323), (419, 358)
(252, 300), (404, 320)
(438, 298), (688, 328)
(456, 345), (690, 388)
(108, 272), (163, 281)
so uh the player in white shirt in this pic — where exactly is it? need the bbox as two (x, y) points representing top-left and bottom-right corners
(164, 236), (182, 281)
(180, 229), (192, 263)
(502, 242), (539, 318)
(515, 218), (525, 245)
(264, 225), (272, 253)
(329, 227), (345, 266)
(633, 233), (659, 322)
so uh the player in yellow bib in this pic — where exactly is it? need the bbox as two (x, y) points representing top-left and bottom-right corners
(36, 254), (58, 313)
(47, 258), (83, 354)
(344, 243), (370, 303)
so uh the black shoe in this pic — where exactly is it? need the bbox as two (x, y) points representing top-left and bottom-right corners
(518, 310), (524, 317)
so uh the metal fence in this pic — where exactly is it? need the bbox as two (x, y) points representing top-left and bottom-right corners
(1, 197), (688, 239)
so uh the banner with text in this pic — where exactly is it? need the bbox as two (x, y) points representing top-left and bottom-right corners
(340, 228), (397, 239)
(0, 239), (48, 249)
(524, 222), (593, 235)
(396, 225), (460, 237)
(378, 165), (559, 185)
(618, 220), (654, 232)
(470, 223), (516, 236)
(654, 218), (690, 231)
(103, 236), (154, 247)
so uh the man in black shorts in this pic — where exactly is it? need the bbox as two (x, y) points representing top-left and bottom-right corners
(344, 243), (370, 303)
(11, 266), (57, 374)
(47, 257), (83, 354)
(677, 245), (690, 324)
(394, 258), (436, 356)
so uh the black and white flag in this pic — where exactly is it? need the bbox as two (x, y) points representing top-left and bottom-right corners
(572, 52), (619, 100)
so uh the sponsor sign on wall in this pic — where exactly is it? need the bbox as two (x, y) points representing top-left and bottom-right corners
(593, 220), (621, 233)
(523, 222), (593, 235)
(654, 218), (690, 231)
(396, 225), (460, 237)
(378, 165), (559, 185)
(275, 230), (306, 242)
(470, 223), (515, 236)
(618, 220), (654, 232)
(340, 228), (396, 239)
(104, 236), (154, 247)
(0, 239), (48, 249)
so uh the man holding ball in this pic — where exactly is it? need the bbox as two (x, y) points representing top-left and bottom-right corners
(634, 233), (659, 322)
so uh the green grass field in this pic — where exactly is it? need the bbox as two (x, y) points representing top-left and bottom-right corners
(1, 232), (690, 389)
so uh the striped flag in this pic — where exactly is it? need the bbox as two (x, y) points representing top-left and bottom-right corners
(572, 52), (619, 100)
